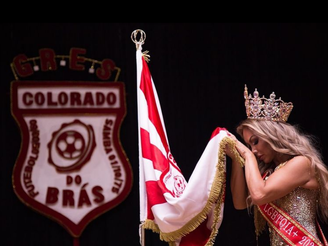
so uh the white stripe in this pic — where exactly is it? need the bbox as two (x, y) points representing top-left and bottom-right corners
(142, 158), (162, 181)
(138, 91), (167, 157)
(149, 75), (169, 145)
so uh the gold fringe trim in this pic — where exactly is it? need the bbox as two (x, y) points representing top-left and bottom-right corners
(254, 205), (266, 238)
(142, 136), (244, 245)
(224, 136), (245, 167)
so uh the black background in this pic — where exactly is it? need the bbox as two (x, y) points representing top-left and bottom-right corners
(1, 23), (328, 246)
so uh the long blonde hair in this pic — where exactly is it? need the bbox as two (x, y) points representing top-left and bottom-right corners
(236, 119), (328, 223)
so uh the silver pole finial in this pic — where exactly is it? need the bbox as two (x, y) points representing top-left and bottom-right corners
(131, 29), (146, 49)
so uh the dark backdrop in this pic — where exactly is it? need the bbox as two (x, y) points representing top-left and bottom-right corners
(1, 23), (328, 246)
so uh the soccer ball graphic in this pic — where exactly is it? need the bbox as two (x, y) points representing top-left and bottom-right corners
(56, 130), (85, 159)
(48, 119), (96, 172)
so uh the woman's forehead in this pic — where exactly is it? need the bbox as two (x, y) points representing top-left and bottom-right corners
(242, 128), (256, 143)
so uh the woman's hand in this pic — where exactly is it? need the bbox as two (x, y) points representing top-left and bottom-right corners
(234, 139), (253, 159)
(225, 132), (253, 160)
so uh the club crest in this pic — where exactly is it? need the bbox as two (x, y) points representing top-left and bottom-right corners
(11, 78), (133, 237)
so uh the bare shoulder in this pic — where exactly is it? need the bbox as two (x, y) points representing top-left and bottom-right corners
(283, 156), (312, 178)
(287, 156), (311, 167)
(285, 156), (318, 188)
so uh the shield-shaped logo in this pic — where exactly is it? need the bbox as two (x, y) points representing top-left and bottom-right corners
(11, 80), (133, 237)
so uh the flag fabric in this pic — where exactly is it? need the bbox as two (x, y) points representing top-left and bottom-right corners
(136, 44), (238, 246)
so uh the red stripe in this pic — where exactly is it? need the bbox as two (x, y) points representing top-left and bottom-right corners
(145, 180), (167, 220)
(141, 127), (173, 196)
(140, 57), (169, 153)
(210, 127), (226, 139)
(140, 128), (169, 172)
(179, 218), (211, 246)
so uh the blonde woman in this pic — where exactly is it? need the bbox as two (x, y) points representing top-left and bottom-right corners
(225, 85), (328, 246)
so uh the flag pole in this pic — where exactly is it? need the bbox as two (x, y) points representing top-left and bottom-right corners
(131, 29), (147, 246)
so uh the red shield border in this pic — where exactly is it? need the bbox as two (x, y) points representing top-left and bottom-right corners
(11, 81), (133, 237)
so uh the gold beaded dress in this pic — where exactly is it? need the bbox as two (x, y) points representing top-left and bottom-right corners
(269, 186), (320, 245)
(261, 162), (321, 246)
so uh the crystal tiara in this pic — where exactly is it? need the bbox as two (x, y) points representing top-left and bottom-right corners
(244, 84), (293, 122)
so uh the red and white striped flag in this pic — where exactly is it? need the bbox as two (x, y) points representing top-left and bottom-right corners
(136, 42), (230, 246)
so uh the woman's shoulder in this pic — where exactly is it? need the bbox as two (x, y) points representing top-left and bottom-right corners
(287, 156), (310, 166)
(286, 156), (318, 189)
(283, 156), (312, 174)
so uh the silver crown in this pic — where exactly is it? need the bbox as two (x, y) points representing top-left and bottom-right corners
(244, 84), (293, 122)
